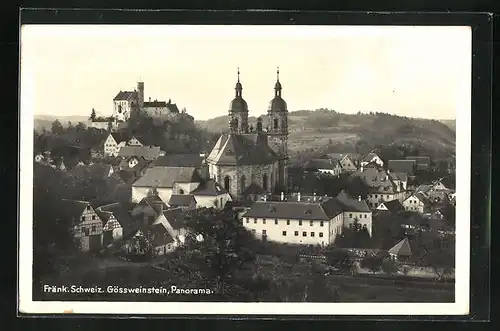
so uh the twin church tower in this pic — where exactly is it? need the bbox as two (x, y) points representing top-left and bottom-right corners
(207, 67), (289, 199)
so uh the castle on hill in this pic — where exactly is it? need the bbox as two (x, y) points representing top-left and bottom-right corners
(88, 81), (184, 130)
(206, 68), (289, 200)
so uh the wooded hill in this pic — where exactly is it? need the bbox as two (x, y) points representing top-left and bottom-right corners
(196, 109), (456, 160)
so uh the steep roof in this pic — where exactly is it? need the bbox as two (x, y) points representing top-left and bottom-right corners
(325, 153), (347, 162)
(362, 152), (380, 162)
(378, 199), (405, 213)
(97, 202), (135, 229)
(96, 210), (113, 223)
(57, 199), (94, 225)
(114, 169), (137, 185)
(162, 208), (188, 230)
(389, 172), (408, 182)
(117, 146), (161, 161)
(191, 179), (227, 196)
(153, 154), (204, 167)
(143, 101), (167, 107)
(405, 192), (431, 206)
(388, 237), (412, 256)
(110, 132), (134, 144)
(243, 198), (344, 221)
(206, 133), (279, 166)
(138, 194), (169, 215)
(168, 194), (196, 207)
(132, 166), (202, 188)
(114, 90), (138, 101)
(350, 167), (399, 194)
(335, 190), (371, 212)
(388, 160), (416, 175)
(146, 223), (175, 246)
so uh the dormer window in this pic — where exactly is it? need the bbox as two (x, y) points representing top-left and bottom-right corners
(305, 209), (312, 215)
(226, 149), (233, 156)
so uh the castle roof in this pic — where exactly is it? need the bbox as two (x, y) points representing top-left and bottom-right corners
(114, 91), (138, 101)
(206, 133), (279, 166)
(132, 166), (202, 188)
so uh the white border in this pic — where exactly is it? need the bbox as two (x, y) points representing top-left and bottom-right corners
(18, 24), (471, 315)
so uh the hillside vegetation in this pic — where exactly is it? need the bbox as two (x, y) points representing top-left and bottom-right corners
(35, 115), (90, 132)
(196, 109), (456, 159)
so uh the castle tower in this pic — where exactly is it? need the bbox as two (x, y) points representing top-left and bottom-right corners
(137, 81), (144, 109)
(228, 67), (249, 134)
(267, 67), (289, 190)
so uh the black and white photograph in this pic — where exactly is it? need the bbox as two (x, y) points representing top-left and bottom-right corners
(19, 23), (471, 315)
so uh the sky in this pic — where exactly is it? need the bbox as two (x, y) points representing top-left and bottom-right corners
(20, 25), (471, 120)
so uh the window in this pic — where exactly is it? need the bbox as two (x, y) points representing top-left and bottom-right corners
(286, 220), (290, 225)
(311, 232), (315, 237)
(299, 220), (302, 226)
(83, 227), (89, 236)
(302, 232), (307, 237)
(86, 206), (91, 211)
(92, 215), (96, 220)
(364, 214), (367, 218)
(254, 218), (257, 224)
(294, 231), (299, 236)
(320, 221), (324, 227)
(81, 216), (85, 222)
(262, 230), (267, 235)
(282, 231), (287, 236)
(179, 189), (185, 194)
(349, 213), (352, 218)
(263, 174), (268, 190)
(310, 221), (314, 226)
(363, 224), (367, 230)
(263, 219), (266, 224)
(246, 218), (249, 223)
(273, 118), (279, 130)
(275, 219), (278, 225)
(224, 176), (230, 191)
(319, 232), (323, 238)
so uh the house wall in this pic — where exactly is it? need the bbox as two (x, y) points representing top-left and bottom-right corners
(340, 157), (357, 172)
(210, 162), (278, 199)
(403, 196), (427, 213)
(318, 167), (342, 177)
(194, 193), (233, 209)
(242, 216), (331, 246)
(128, 137), (143, 146)
(73, 206), (103, 252)
(102, 215), (123, 241)
(328, 213), (344, 244)
(342, 211), (372, 236)
(113, 99), (135, 121)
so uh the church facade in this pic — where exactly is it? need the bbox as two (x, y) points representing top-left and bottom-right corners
(206, 69), (289, 201)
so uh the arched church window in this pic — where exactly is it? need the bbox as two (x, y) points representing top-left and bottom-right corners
(241, 175), (246, 190)
(179, 189), (185, 194)
(273, 119), (279, 130)
(263, 174), (268, 191)
(224, 176), (231, 192)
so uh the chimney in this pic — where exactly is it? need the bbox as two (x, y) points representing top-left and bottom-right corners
(358, 195), (362, 202)
(313, 192), (317, 202)
(360, 166), (364, 172)
(280, 192), (284, 201)
(386, 175), (389, 180)
(149, 97), (151, 102)
(387, 169), (390, 174)
(263, 195), (267, 202)
(297, 192), (301, 202)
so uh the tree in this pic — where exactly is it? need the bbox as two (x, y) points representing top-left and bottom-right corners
(324, 247), (355, 275)
(381, 258), (400, 275)
(90, 108), (96, 121)
(360, 255), (383, 274)
(107, 121), (113, 132)
(51, 120), (64, 135)
(183, 207), (257, 296)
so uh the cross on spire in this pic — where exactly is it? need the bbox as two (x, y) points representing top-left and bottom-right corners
(277, 66), (280, 81)
(237, 67), (240, 82)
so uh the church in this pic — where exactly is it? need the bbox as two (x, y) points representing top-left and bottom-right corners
(206, 68), (289, 201)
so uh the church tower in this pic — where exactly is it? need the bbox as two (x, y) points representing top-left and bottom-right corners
(267, 67), (289, 190)
(228, 68), (249, 134)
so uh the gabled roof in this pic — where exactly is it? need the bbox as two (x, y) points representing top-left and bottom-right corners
(206, 133), (279, 166)
(335, 190), (371, 212)
(96, 210), (113, 223)
(132, 166), (202, 188)
(138, 195), (169, 215)
(153, 154), (204, 167)
(97, 202), (135, 230)
(117, 146), (161, 161)
(57, 199), (95, 225)
(326, 153), (347, 162)
(162, 208), (188, 230)
(405, 192), (431, 206)
(405, 156), (431, 165)
(143, 100), (167, 107)
(243, 198), (344, 221)
(388, 160), (416, 175)
(191, 179), (228, 196)
(146, 223), (175, 246)
(378, 199), (405, 213)
(389, 172), (408, 182)
(110, 132), (134, 144)
(119, 156), (151, 172)
(168, 194), (196, 207)
(114, 90), (138, 101)
(350, 167), (399, 194)
(362, 152), (380, 162)
(388, 237), (412, 256)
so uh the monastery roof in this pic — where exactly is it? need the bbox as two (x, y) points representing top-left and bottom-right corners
(153, 154), (204, 168)
(378, 199), (405, 213)
(132, 166), (202, 188)
(114, 91), (138, 101)
(206, 133), (279, 166)
(335, 190), (371, 212)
